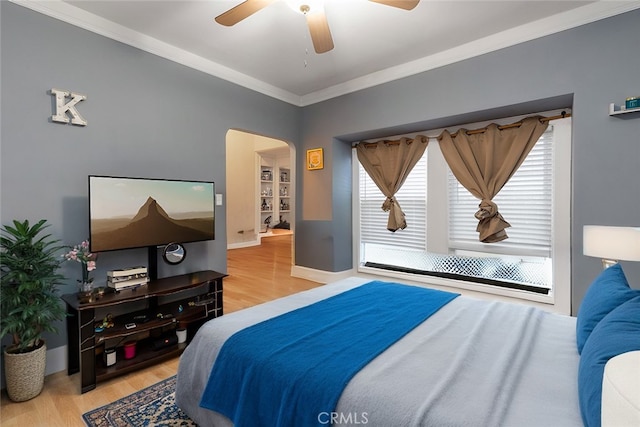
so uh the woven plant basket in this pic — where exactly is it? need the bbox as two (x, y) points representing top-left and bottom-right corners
(4, 342), (47, 402)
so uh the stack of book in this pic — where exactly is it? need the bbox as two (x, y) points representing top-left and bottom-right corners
(107, 266), (149, 290)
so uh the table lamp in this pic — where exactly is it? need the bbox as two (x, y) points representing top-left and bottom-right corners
(583, 225), (640, 269)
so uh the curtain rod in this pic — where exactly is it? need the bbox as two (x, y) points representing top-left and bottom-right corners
(353, 111), (571, 148)
(447, 111), (570, 138)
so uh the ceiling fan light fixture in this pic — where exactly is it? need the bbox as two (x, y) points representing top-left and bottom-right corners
(215, 0), (420, 55)
(285, 0), (325, 15)
(283, 0), (332, 54)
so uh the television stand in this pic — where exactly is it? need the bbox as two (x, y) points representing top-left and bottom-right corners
(61, 270), (225, 393)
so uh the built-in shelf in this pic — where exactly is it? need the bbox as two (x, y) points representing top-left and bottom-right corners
(278, 167), (291, 226)
(258, 156), (291, 233)
(609, 103), (640, 117)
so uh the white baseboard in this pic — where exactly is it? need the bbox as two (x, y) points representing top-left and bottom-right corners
(290, 265), (355, 284)
(227, 240), (260, 249)
(46, 344), (67, 376)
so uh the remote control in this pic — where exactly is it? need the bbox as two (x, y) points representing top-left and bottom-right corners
(125, 323), (136, 329)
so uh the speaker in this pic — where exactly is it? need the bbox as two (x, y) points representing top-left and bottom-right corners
(152, 334), (178, 351)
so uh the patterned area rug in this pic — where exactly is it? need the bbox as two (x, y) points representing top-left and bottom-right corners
(82, 375), (197, 426)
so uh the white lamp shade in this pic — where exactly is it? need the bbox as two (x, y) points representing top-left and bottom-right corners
(583, 226), (640, 262)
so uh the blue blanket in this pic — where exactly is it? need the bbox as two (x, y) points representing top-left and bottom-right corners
(199, 281), (459, 427)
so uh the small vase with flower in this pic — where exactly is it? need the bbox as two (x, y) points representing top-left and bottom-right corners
(64, 240), (98, 303)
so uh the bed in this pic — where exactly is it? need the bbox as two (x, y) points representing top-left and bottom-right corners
(175, 270), (640, 427)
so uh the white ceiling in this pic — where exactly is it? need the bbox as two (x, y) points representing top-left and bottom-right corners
(16, 0), (640, 105)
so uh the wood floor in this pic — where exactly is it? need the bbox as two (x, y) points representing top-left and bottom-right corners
(0, 234), (321, 426)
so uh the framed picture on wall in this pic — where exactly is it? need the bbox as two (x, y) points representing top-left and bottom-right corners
(307, 148), (323, 170)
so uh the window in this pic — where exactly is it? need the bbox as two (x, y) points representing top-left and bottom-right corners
(354, 112), (571, 312)
(448, 128), (553, 257)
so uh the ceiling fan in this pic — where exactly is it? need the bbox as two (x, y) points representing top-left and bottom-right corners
(215, 0), (420, 54)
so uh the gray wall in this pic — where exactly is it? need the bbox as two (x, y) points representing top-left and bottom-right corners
(0, 2), (300, 350)
(297, 9), (640, 314)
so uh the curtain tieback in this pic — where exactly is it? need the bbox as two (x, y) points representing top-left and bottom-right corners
(474, 199), (499, 220)
(382, 196), (406, 232)
(382, 197), (396, 212)
(475, 199), (511, 243)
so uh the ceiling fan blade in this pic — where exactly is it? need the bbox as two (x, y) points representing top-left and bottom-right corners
(369, 0), (419, 11)
(214, 0), (276, 26)
(305, 10), (334, 54)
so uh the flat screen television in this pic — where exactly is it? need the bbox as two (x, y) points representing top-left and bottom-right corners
(89, 175), (215, 253)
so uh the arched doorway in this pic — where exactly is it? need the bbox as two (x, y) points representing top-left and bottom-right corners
(225, 130), (295, 261)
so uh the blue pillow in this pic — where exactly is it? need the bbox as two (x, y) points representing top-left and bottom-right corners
(578, 296), (640, 427)
(576, 264), (639, 354)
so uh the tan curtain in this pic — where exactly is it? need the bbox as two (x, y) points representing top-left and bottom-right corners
(356, 135), (428, 232)
(438, 116), (548, 243)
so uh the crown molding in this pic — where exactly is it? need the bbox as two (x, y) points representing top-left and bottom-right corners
(10, 0), (640, 107)
(10, 0), (301, 105)
(299, 1), (640, 106)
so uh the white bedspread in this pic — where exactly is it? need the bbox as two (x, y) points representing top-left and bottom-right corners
(176, 277), (582, 426)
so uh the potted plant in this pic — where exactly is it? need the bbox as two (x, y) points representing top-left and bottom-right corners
(0, 219), (66, 402)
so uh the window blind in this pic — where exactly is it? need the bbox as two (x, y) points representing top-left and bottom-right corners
(448, 126), (554, 256)
(359, 154), (427, 250)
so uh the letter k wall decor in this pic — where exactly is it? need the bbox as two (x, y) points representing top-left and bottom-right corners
(50, 88), (87, 126)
